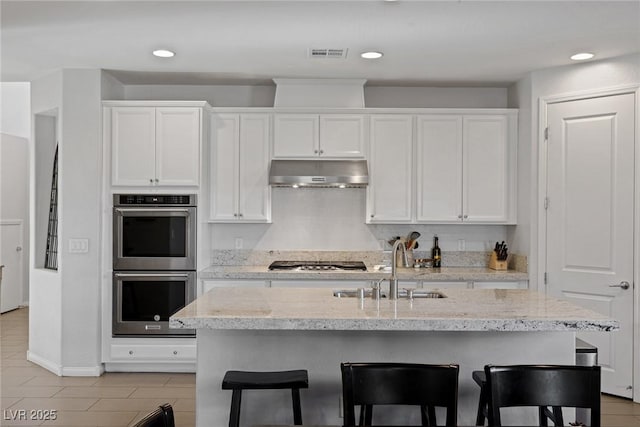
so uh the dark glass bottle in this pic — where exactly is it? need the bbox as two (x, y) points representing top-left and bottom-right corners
(432, 235), (441, 268)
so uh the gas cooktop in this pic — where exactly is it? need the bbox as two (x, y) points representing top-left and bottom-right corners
(268, 261), (367, 271)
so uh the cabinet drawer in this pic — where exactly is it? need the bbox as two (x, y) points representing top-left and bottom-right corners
(111, 344), (196, 361)
(270, 280), (371, 288)
(202, 280), (268, 294)
(421, 281), (470, 289)
(473, 281), (527, 289)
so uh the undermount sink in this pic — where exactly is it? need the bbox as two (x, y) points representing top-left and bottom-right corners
(332, 289), (446, 299)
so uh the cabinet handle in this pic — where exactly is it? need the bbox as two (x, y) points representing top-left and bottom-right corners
(129, 350), (134, 355)
(238, 213), (243, 217)
(319, 149), (324, 155)
(370, 214), (374, 218)
(173, 350), (178, 355)
(458, 214), (463, 219)
(149, 179), (153, 184)
(233, 213), (238, 217)
(155, 178), (159, 183)
(314, 149), (319, 154)
(463, 215), (468, 219)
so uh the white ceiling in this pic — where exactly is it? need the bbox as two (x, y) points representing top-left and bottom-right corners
(1, 1), (639, 86)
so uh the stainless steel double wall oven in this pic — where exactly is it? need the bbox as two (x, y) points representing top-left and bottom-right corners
(112, 194), (196, 337)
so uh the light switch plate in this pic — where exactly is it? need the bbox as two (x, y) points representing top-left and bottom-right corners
(68, 238), (89, 253)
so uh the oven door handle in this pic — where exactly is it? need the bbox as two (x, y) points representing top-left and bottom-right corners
(114, 208), (192, 214)
(114, 273), (191, 278)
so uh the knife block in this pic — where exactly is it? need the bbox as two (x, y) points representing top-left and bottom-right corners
(489, 251), (508, 270)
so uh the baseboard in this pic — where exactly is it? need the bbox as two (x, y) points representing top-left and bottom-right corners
(27, 351), (62, 376)
(27, 351), (104, 377)
(104, 362), (195, 373)
(61, 365), (104, 377)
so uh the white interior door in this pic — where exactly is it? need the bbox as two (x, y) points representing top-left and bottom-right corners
(546, 93), (635, 397)
(1, 223), (23, 313)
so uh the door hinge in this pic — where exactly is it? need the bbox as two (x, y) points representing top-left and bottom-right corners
(544, 127), (549, 141)
(544, 272), (548, 285)
(544, 197), (549, 210)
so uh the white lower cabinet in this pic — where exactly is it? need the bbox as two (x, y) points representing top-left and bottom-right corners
(202, 279), (269, 294)
(110, 343), (196, 361)
(472, 281), (528, 289)
(270, 280), (370, 288)
(421, 281), (471, 289)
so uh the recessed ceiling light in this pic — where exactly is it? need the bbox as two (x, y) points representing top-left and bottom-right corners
(361, 51), (383, 59)
(570, 52), (595, 61)
(153, 49), (175, 58)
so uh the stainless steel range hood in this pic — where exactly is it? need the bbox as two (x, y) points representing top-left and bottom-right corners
(269, 159), (368, 188)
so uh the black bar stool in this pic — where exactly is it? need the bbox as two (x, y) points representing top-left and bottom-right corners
(473, 367), (589, 426)
(221, 369), (308, 427)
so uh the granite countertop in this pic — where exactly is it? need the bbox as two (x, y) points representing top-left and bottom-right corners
(199, 265), (529, 282)
(170, 287), (618, 332)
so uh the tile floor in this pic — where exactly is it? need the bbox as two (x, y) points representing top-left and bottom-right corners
(2, 307), (640, 427)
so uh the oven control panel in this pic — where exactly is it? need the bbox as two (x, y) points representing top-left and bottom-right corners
(114, 194), (196, 206)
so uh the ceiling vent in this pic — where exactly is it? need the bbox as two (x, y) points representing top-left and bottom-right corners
(308, 48), (348, 59)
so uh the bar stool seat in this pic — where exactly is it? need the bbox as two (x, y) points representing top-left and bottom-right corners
(222, 370), (308, 427)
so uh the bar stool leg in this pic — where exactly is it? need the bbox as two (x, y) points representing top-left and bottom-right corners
(229, 389), (242, 427)
(476, 384), (488, 425)
(291, 388), (302, 425)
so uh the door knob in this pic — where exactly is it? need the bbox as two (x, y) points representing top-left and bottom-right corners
(609, 281), (631, 290)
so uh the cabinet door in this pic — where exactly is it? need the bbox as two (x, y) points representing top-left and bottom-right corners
(319, 115), (365, 158)
(367, 115), (413, 223)
(273, 114), (319, 158)
(239, 114), (271, 222)
(210, 114), (240, 221)
(111, 107), (156, 186)
(416, 115), (463, 222)
(463, 116), (509, 222)
(155, 108), (201, 186)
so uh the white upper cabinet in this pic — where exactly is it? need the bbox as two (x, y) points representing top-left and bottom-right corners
(416, 113), (516, 224)
(463, 115), (512, 223)
(367, 115), (413, 223)
(273, 114), (365, 158)
(111, 106), (201, 186)
(416, 115), (463, 222)
(210, 113), (271, 223)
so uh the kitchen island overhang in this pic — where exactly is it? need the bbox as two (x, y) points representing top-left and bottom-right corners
(170, 287), (618, 427)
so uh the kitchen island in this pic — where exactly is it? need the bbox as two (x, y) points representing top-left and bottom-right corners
(170, 287), (617, 426)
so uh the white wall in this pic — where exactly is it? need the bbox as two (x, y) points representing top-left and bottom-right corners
(0, 82), (31, 139)
(1, 133), (30, 305)
(29, 71), (63, 372)
(211, 188), (507, 252)
(120, 82), (508, 109)
(29, 69), (103, 375)
(59, 69), (103, 372)
(506, 76), (533, 257)
(123, 84), (276, 107)
(0, 82), (31, 305)
(365, 86), (508, 108)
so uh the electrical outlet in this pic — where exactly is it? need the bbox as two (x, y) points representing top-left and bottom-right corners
(68, 238), (89, 253)
(458, 239), (466, 251)
(234, 238), (243, 250)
